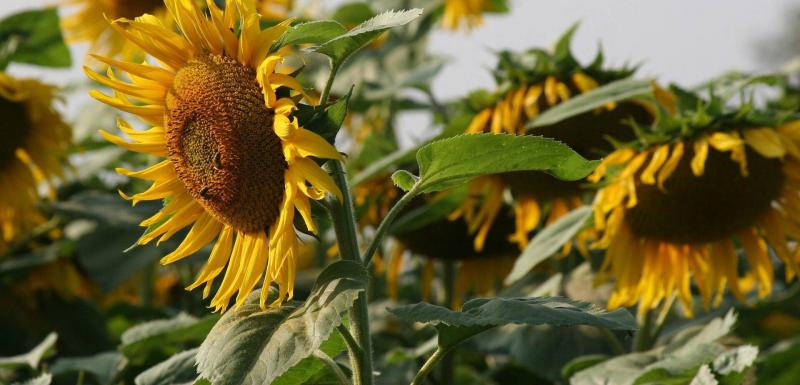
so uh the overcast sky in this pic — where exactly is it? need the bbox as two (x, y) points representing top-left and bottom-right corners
(2, 0), (796, 142)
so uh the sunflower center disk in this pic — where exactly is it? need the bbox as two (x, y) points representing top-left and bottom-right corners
(108, 0), (163, 19)
(626, 145), (783, 244)
(0, 97), (30, 170)
(166, 54), (287, 233)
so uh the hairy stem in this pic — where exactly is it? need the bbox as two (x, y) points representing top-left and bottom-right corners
(326, 160), (374, 385)
(313, 350), (350, 385)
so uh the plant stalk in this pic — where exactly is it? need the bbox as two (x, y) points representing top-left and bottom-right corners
(326, 160), (374, 385)
(411, 346), (451, 385)
(440, 261), (457, 385)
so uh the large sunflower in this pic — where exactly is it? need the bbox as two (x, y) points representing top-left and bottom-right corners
(452, 36), (658, 254)
(87, 0), (342, 311)
(0, 73), (71, 254)
(590, 99), (800, 318)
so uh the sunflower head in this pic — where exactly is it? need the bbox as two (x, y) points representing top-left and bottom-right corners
(441, 0), (494, 31)
(88, 0), (343, 311)
(590, 86), (800, 318)
(0, 73), (71, 253)
(454, 27), (658, 252)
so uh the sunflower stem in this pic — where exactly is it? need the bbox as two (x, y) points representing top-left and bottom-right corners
(440, 260), (457, 385)
(411, 346), (452, 385)
(362, 186), (418, 266)
(319, 60), (340, 108)
(326, 160), (374, 385)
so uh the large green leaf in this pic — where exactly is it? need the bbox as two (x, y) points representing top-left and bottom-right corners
(571, 311), (757, 385)
(196, 260), (367, 385)
(0, 8), (70, 69)
(312, 9), (422, 65)
(505, 206), (592, 284)
(135, 349), (198, 385)
(526, 78), (653, 129)
(0, 333), (57, 369)
(408, 133), (598, 194)
(120, 313), (218, 365)
(51, 352), (124, 385)
(389, 297), (636, 348)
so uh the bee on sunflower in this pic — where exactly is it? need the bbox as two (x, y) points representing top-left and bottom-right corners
(589, 86), (800, 318)
(453, 28), (665, 254)
(86, 0), (343, 311)
(0, 73), (71, 255)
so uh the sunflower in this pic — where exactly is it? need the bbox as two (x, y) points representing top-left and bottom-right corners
(87, 0), (342, 311)
(590, 101), (800, 318)
(0, 73), (71, 254)
(452, 36), (659, 254)
(442, 0), (491, 30)
(62, 0), (171, 60)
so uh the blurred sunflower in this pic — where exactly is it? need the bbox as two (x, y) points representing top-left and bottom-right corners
(453, 29), (663, 253)
(62, 0), (170, 60)
(0, 73), (71, 254)
(377, 184), (518, 307)
(590, 94), (800, 318)
(442, 0), (491, 30)
(87, 0), (342, 311)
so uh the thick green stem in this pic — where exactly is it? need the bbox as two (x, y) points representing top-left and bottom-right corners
(362, 186), (418, 266)
(633, 310), (654, 352)
(319, 60), (340, 108)
(411, 346), (451, 385)
(326, 161), (374, 385)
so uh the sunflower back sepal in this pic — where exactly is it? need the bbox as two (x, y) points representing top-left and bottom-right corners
(388, 297), (636, 349)
(295, 87), (352, 145)
(196, 260), (367, 385)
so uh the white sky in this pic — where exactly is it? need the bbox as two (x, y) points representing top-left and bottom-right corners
(2, 0), (796, 143)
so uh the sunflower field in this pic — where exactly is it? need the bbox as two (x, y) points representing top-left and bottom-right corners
(2, 0), (800, 384)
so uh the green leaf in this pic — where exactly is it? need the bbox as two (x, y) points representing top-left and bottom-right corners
(0, 332), (57, 369)
(0, 8), (70, 69)
(274, 20), (347, 50)
(389, 297), (636, 348)
(413, 133), (598, 194)
(271, 331), (347, 385)
(13, 373), (52, 385)
(505, 206), (592, 284)
(312, 9), (422, 65)
(120, 313), (218, 365)
(135, 349), (198, 385)
(561, 354), (609, 381)
(51, 352), (124, 385)
(526, 78), (653, 129)
(196, 260), (367, 385)
(391, 170), (418, 191)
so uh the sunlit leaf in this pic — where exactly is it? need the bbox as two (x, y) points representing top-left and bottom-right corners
(135, 349), (198, 385)
(0, 8), (70, 69)
(120, 313), (218, 365)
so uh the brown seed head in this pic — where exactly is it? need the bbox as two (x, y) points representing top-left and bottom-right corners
(166, 54), (288, 233)
(105, 0), (163, 19)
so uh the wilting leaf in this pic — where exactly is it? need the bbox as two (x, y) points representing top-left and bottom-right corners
(0, 332), (57, 369)
(505, 206), (592, 284)
(389, 297), (636, 348)
(412, 134), (598, 194)
(196, 260), (367, 385)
